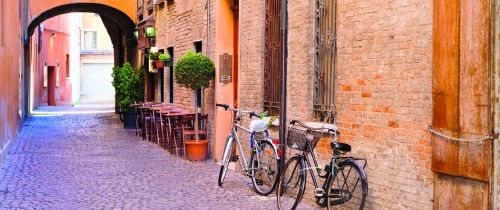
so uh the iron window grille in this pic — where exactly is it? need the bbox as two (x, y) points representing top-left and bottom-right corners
(264, 0), (282, 116)
(314, 0), (338, 119)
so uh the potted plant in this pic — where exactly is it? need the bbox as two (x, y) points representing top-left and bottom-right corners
(149, 52), (170, 69)
(111, 63), (144, 129)
(174, 50), (215, 161)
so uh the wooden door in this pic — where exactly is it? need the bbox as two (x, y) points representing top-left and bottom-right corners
(432, 0), (492, 208)
(47, 66), (56, 106)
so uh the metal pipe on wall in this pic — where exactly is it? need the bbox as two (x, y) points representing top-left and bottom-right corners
(279, 0), (288, 174)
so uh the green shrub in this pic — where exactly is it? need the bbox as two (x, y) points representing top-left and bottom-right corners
(111, 63), (144, 112)
(174, 51), (215, 90)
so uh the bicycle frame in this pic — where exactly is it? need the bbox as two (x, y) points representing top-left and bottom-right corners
(225, 108), (280, 173)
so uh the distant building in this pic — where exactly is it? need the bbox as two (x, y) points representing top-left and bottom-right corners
(78, 13), (114, 104)
(31, 14), (74, 107)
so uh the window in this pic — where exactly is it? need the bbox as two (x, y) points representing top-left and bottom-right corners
(83, 31), (97, 50)
(314, 0), (338, 119)
(194, 41), (202, 53)
(65, 54), (70, 78)
(194, 41), (203, 108)
(167, 47), (174, 103)
(263, 0), (282, 115)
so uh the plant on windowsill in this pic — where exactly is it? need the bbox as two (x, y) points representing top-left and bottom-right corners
(111, 63), (144, 129)
(149, 52), (170, 69)
(174, 50), (215, 161)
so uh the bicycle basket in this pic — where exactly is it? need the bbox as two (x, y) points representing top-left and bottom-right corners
(286, 124), (324, 151)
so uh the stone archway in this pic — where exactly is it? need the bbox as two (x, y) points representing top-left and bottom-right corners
(27, 3), (137, 67)
(24, 3), (138, 113)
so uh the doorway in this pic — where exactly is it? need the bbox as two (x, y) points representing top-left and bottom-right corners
(47, 66), (56, 106)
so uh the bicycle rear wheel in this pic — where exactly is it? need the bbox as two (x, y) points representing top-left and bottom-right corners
(250, 141), (279, 196)
(326, 159), (368, 210)
(276, 156), (306, 210)
(218, 136), (235, 186)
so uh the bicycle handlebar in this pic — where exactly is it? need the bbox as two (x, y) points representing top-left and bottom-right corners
(216, 103), (263, 119)
(290, 120), (340, 135)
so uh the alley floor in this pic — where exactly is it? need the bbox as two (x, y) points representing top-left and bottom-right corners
(0, 106), (303, 210)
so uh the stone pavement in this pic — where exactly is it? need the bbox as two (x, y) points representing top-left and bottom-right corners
(0, 107), (317, 210)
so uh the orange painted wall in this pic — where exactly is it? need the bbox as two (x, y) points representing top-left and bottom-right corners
(29, 0), (136, 23)
(214, 0), (237, 161)
(34, 14), (73, 106)
(0, 0), (22, 157)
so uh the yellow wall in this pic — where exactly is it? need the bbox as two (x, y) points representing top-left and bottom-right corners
(81, 13), (113, 51)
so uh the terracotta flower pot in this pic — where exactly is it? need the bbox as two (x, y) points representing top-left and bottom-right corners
(185, 139), (208, 161)
(152, 60), (164, 69)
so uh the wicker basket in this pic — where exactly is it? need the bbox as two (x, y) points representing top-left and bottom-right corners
(286, 124), (324, 151)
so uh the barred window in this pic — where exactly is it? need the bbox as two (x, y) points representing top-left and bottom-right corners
(264, 0), (282, 116)
(314, 0), (338, 119)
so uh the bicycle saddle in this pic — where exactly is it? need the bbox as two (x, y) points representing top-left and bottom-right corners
(331, 142), (351, 153)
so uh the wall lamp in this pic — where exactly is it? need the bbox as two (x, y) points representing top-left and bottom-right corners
(146, 26), (155, 37)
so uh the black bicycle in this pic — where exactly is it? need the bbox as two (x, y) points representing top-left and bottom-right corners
(276, 120), (368, 210)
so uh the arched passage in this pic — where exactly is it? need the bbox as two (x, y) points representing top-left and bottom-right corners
(27, 3), (137, 67)
(24, 3), (138, 113)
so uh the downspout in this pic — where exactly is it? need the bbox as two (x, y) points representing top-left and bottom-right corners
(279, 0), (288, 175)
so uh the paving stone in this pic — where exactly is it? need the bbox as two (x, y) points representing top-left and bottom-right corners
(0, 107), (318, 209)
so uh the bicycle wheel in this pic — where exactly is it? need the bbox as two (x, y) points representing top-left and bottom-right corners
(326, 159), (368, 210)
(276, 156), (306, 210)
(218, 136), (235, 186)
(250, 141), (279, 196)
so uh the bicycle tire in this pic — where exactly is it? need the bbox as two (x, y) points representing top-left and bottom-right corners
(326, 159), (368, 210)
(218, 136), (235, 186)
(250, 141), (279, 196)
(276, 156), (306, 210)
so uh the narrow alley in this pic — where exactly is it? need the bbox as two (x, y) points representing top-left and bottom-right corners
(0, 107), (285, 209)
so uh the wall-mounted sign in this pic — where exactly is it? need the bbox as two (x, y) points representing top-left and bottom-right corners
(219, 53), (232, 84)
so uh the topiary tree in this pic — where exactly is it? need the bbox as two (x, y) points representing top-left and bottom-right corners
(111, 63), (144, 113)
(174, 50), (215, 141)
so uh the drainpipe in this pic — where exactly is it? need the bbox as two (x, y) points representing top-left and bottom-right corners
(279, 0), (288, 174)
(206, 0), (211, 58)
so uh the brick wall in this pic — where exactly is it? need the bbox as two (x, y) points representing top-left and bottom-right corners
(239, 0), (434, 209)
(334, 0), (434, 208)
(153, 0), (435, 208)
(154, 0), (217, 157)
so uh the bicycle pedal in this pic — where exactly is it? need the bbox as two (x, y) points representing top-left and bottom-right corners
(315, 188), (325, 197)
(230, 155), (239, 162)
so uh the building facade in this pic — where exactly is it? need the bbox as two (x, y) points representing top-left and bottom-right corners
(31, 14), (74, 107)
(139, 0), (499, 209)
(0, 0), (25, 161)
(79, 13), (115, 103)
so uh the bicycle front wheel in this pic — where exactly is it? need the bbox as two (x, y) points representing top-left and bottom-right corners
(250, 141), (279, 196)
(326, 159), (368, 210)
(218, 136), (235, 186)
(276, 156), (306, 210)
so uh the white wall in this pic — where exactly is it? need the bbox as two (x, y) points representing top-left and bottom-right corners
(70, 13), (82, 104)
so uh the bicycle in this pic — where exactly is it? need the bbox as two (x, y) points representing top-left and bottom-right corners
(276, 120), (368, 210)
(216, 103), (280, 196)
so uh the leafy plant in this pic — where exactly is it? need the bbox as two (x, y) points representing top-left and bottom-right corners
(174, 51), (215, 141)
(111, 63), (144, 113)
(158, 53), (170, 63)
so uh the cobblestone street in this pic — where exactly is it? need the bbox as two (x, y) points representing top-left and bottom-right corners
(0, 107), (291, 210)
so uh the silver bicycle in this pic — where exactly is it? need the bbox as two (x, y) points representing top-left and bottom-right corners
(216, 103), (280, 196)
